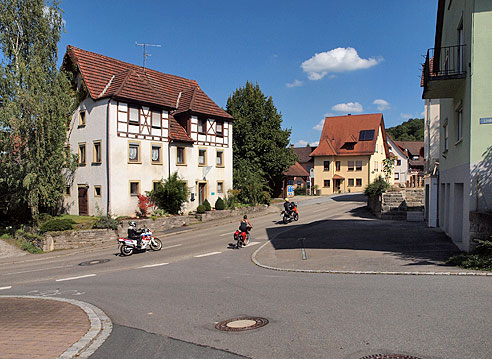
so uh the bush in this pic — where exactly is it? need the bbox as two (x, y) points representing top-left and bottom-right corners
(261, 191), (271, 205)
(137, 194), (154, 217)
(215, 197), (225, 210)
(14, 230), (43, 254)
(225, 189), (240, 209)
(39, 218), (75, 232)
(38, 213), (53, 224)
(447, 237), (492, 271)
(294, 186), (305, 196)
(93, 215), (118, 230)
(203, 199), (211, 211)
(196, 205), (206, 214)
(364, 176), (390, 196)
(149, 172), (189, 215)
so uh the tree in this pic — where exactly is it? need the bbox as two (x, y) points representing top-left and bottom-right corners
(0, 0), (77, 222)
(386, 118), (424, 141)
(226, 82), (296, 201)
(148, 172), (189, 215)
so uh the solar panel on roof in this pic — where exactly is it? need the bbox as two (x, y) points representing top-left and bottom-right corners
(359, 130), (375, 141)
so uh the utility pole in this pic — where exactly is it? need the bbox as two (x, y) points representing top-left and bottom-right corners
(135, 42), (162, 69)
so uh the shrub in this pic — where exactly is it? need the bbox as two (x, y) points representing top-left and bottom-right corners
(137, 194), (154, 217)
(215, 197), (225, 210)
(225, 189), (240, 209)
(364, 176), (390, 197)
(294, 186), (305, 196)
(447, 237), (492, 271)
(39, 218), (75, 232)
(38, 213), (53, 224)
(261, 191), (271, 205)
(93, 215), (118, 230)
(203, 199), (211, 211)
(14, 230), (43, 253)
(196, 205), (206, 214)
(149, 172), (189, 215)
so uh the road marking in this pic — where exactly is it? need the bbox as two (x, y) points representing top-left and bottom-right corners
(299, 238), (307, 260)
(2, 264), (73, 276)
(0, 286), (12, 291)
(220, 232), (233, 237)
(139, 263), (169, 268)
(56, 274), (96, 282)
(164, 244), (182, 249)
(194, 251), (222, 258)
(248, 242), (260, 246)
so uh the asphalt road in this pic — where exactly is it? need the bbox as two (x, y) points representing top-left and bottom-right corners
(1, 194), (491, 359)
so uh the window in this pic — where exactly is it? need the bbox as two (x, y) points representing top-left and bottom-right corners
(395, 173), (400, 180)
(128, 142), (140, 163)
(323, 161), (330, 171)
(412, 155), (419, 160)
(129, 181), (140, 196)
(217, 181), (224, 194)
(78, 143), (86, 165)
(336, 161), (340, 171)
(348, 161), (354, 171)
(151, 144), (162, 164)
(153, 181), (161, 192)
(94, 186), (102, 197)
(323, 179), (330, 188)
(177, 147), (186, 165)
(356, 161), (362, 171)
(216, 150), (224, 167)
(79, 110), (86, 127)
(93, 141), (102, 164)
(374, 161), (379, 171)
(151, 110), (161, 129)
(65, 186), (71, 196)
(198, 118), (206, 134)
(216, 121), (224, 136)
(356, 178), (362, 187)
(397, 159), (401, 166)
(456, 107), (463, 142)
(129, 106), (139, 125)
(348, 178), (354, 187)
(444, 122), (449, 151)
(198, 149), (207, 165)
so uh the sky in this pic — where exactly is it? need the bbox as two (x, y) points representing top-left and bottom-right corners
(56, 0), (438, 147)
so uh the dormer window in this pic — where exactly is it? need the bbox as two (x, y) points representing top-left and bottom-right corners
(78, 110), (86, 127)
(198, 118), (206, 134)
(412, 155), (420, 160)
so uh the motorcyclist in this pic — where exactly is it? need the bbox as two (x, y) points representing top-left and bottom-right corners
(128, 221), (143, 248)
(239, 215), (252, 244)
(284, 198), (295, 215)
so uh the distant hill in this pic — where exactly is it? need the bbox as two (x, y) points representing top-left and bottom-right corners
(386, 118), (424, 141)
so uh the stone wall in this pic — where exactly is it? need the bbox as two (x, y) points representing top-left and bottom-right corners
(116, 215), (193, 237)
(194, 205), (270, 222)
(44, 229), (118, 251)
(469, 212), (492, 244)
(368, 188), (425, 220)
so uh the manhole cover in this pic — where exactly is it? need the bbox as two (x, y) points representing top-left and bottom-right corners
(79, 259), (110, 266)
(215, 317), (268, 332)
(360, 355), (423, 359)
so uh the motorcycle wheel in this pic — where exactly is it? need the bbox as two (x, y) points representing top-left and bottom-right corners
(150, 238), (162, 251)
(283, 215), (289, 224)
(120, 245), (134, 256)
(294, 213), (299, 221)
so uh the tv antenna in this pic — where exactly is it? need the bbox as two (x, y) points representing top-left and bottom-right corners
(135, 42), (162, 69)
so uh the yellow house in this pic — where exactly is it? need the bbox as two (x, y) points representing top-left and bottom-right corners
(310, 113), (391, 195)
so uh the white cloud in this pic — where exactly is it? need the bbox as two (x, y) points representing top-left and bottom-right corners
(332, 102), (363, 113)
(294, 140), (319, 147)
(373, 99), (390, 111)
(400, 113), (414, 119)
(313, 120), (324, 131)
(311, 141), (319, 146)
(286, 79), (303, 88)
(301, 47), (382, 80)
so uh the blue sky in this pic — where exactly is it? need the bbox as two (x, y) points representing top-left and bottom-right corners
(57, 0), (438, 147)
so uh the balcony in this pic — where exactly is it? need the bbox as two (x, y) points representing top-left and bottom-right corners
(422, 45), (466, 99)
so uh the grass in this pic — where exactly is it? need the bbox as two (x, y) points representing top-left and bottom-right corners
(0, 233), (43, 254)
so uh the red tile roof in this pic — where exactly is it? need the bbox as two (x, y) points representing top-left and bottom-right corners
(284, 162), (310, 177)
(169, 114), (193, 143)
(64, 46), (233, 120)
(395, 141), (424, 167)
(291, 146), (317, 163)
(310, 113), (389, 157)
(332, 174), (345, 179)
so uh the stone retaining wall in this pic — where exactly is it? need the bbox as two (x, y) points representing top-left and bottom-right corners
(368, 188), (425, 220)
(44, 229), (118, 251)
(469, 212), (492, 244)
(194, 205), (270, 222)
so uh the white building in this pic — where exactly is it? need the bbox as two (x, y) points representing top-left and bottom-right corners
(62, 46), (233, 216)
(386, 135), (409, 185)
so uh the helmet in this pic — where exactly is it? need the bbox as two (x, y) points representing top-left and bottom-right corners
(129, 221), (136, 227)
(284, 198), (289, 202)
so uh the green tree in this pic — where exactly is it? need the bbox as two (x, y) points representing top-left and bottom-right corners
(226, 82), (296, 202)
(0, 0), (77, 222)
(386, 118), (424, 141)
(149, 172), (189, 215)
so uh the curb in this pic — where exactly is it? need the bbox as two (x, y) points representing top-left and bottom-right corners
(0, 295), (112, 358)
(251, 241), (492, 277)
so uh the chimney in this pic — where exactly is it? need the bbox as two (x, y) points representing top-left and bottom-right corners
(290, 144), (294, 148)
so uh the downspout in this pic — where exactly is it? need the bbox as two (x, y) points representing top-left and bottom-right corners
(106, 99), (111, 216)
(168, 140), (171, 178)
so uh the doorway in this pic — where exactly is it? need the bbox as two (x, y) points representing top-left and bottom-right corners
(78, 186), (88, 216)
(334, 179), (341, 193)
(198, 183), (206, 205)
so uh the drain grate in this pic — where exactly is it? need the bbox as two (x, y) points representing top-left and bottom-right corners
(360, 355), (423, 359)
(79, 259), (110, 266)
(215, 317), (268, 332)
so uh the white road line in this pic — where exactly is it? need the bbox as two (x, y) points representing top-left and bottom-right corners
(164, 244), (182, 249)
(0, 286), (12, 291)
(219, 232), (233, 237)
(56, 274), (96, 282)
(194, 251), (222, 258)
(2, 265), (73, 276)
(139, 263), (169, 268)
(247, 242), (261, 246)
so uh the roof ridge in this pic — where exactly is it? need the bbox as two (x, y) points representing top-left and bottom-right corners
(112, 69), (134, 97)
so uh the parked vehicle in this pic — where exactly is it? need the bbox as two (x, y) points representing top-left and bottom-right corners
(281, 203), (299, 224)
(118, 224), (162, 256)
(233, 229), (250, 249)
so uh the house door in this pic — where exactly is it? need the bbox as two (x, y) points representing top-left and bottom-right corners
(198, 183), (206, 205)
(78, 186), (88, 216)
(334, 179), (341, 192)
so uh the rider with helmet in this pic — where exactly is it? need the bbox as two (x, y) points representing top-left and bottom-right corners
(128, 221), (143, 248)
(284, 198), (295, 215)
(238, 215), (253, 244)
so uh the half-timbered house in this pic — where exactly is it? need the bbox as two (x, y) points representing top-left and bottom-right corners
(62, 46), (233, 216)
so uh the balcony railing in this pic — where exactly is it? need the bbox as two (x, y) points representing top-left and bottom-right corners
(423, 45), (466, 83)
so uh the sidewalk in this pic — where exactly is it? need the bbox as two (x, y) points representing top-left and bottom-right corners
(0, 296), (112, 359)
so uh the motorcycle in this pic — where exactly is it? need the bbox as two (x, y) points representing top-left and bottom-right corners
(233, 229), (250, 249)
(118, 226), (162, 256)
(281, 204), (299, 224)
